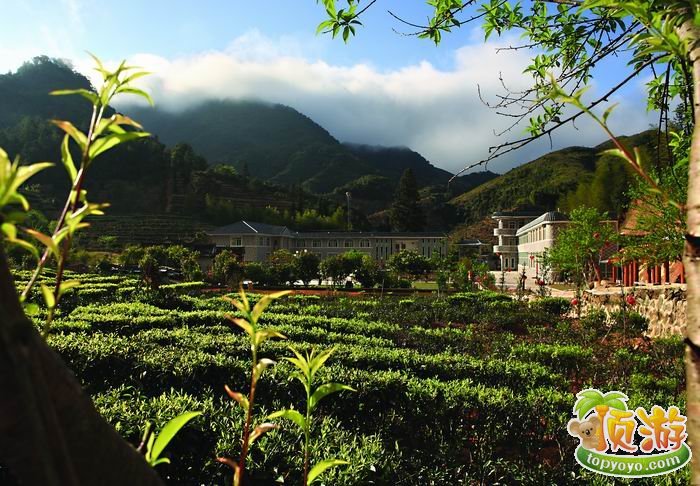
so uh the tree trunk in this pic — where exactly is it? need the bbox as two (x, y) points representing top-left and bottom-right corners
(0, 246), (163, 485)
(680, 18), (700, 485)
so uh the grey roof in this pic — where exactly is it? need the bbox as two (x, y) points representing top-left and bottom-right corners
(208, 221), (294, 236)
(516, 211), (569, 235)
(455, 238), (488, 246)
(297, 231), (446, 238)
(208, 221), (445, 238)
(492, 210), (541, 218)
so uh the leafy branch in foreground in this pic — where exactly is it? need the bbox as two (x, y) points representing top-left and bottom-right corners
(15, 55), (152, 336)
(137, 411), (202, 467)
(269, 346), (354, 485)
(217, 289), (290, 486)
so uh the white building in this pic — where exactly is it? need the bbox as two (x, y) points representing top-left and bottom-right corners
(516, 211), (570, 272)
(491, 211), (541, 271)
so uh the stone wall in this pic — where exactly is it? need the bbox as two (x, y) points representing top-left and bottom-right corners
(580, 286), (686, 338)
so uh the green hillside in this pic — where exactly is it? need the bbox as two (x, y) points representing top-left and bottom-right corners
(449, 130), (668, 224)
(0, 58), (345, 234)
(126, 102), (477, 195)
(128, 101), (373, 193)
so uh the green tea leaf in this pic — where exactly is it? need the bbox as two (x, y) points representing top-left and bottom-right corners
(307, 459), (348, 485)
(149, 411), (202, 466)
(268, 409), (306, 431)
(60, 135), (78, 182)
(26, 229), (59, 258)
(40, 283), (56, 309)
(310, 383), (355, 411)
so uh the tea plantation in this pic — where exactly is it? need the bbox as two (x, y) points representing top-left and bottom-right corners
(14, 272), (688, 485)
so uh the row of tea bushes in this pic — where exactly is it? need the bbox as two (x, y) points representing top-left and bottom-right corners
(36, 282), (688, 484)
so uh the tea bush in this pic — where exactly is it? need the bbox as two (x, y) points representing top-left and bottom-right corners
(29, 273), (687, 485)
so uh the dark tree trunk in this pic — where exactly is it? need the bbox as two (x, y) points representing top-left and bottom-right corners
(0, 246), (163, 486)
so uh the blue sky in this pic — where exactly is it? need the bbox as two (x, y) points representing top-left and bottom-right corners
(2, 0), (654, 174)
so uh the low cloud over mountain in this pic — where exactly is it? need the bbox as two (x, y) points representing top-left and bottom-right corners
(94, 30), (654, 174)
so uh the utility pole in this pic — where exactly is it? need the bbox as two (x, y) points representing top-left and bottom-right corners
(346, 191), (352, 231)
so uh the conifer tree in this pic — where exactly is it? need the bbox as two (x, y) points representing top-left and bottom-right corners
(390, 168), (424, 232)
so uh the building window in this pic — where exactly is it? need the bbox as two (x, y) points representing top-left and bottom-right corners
(328, 240), (338, 248)
(313, 240), (321, 248)
(360, 239), (370, 248)
(231, 237), (242, 247)
(344, 240), (353, 248)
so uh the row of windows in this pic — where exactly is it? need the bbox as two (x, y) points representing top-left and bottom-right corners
(520, 225), (549, 244)
(297, 239), (372, 248)
(230, 236), (445, 250)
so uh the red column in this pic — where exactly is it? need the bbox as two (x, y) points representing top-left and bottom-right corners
(612, 265), (618, 283)
(681, 262), (686, 284)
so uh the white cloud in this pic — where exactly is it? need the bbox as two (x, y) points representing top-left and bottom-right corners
(97, 30), (654, 174)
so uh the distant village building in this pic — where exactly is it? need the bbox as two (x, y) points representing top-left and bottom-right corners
(453, 238), (492, 261)
(207, 221), (447, 263)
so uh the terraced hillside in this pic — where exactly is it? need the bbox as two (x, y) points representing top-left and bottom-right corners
(80, 214), (213, 249)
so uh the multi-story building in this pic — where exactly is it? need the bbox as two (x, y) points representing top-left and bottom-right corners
(491, 211), (541, 270)
(515, 211), (570, 272)
(208, 221), (448, 263)
(492, 210), (620, 281)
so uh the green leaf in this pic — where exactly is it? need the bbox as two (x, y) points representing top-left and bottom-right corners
(307, 459), (349, 485)
(268, 409), (307, 431)
(229, 317), (254, 336)
(51, 120), (88, 150)
(255, 328), (287, 347)
(60, 135), (78, 182)
(40, 283), (55, 309)
(251, 290), (291, 322)
(309, 347), (335, 377)
(1, 222), (16, 240)
(26, 229), (59, 258)
(58, 280), (81, 298)
(149, 411), (202, 466)
(285, 346), (311, 377)
(310, 383), (355, 410)
(50, 88), (98, 105)
(88, 131), (150, 159)
(24, 302), (40, 316)
(602, 103), (619, 124)
(115, 86), (155, 106)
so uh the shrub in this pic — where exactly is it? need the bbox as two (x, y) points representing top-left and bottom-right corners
(211, 250), (243, 287)
(529, 297), (571, 317)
